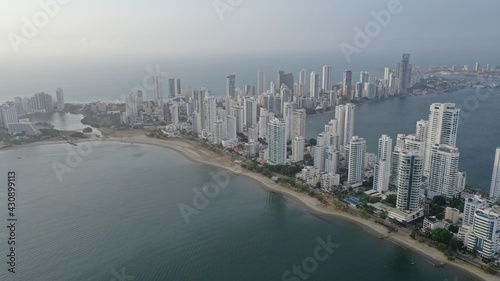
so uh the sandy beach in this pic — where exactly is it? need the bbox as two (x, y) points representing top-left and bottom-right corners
(2, 134), (496, 281)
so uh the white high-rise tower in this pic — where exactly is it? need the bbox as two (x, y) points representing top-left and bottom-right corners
(424, 103), (460, 176)
(373, 134), (392, 193)
(428, 144), (460, 199)
(268, 118), (286, 165)
(489, 147), (500, 200)
(346, 136), (366, 187)
(322, 65), (332, 93)
(395, 150), (423, 211)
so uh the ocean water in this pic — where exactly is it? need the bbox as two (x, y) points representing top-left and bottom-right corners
(0, 143), (478, 280)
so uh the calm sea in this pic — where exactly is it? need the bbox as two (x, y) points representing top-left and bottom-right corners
(0, 143), (476, 280)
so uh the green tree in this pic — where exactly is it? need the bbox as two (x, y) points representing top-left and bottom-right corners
(432, 195), (447, 206)
(448, 225), (459, 234)
(309, 138), (317, 146)
(384, 194), (397, 207)
(431, 228), (453, 244)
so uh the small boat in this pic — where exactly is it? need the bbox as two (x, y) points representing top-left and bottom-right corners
(410, 262), (415, 265)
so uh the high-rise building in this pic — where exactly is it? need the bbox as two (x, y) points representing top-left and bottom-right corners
(343, 103), (355, 146)
(233, 106), (245, 133)
(359, 71), (369, 84)
(154, 74), (162, 103)
(258, 71), (265, 96)
(396, 53), (411, 94)
(466, 206), (500, 258)
(314, 145), (327, 172)
(268, 118), (287, 165)
(56, 88), (64, 111)
(424, 103), (460, 176)
(226, 116), (237, 141)
(322, 65), (332, 93)
(309, 72), (320, 98)
(428, 144), (460, 199)
(299, 69), (308, 97)
(490, 147), (500, 200)
(463, 195), (487, 226)
(125, 93), (138, 124)
(335, 105), (346, 149)
(213, 120), (223, 145)
(0, 103), (18, 128)
(373, 135), (392, 193)
(415, 120), (428, 142)
(343, 70), (352, 99)
(291, 109), (306, 139)
(168, 78), (176, 98)
(278, 71), (294, 92)
(170, 103), (179, 126)
(204, 97), (217, 135)
(258, 109), (272, 140)
(244, 97), (257, 130)
(292, 136), (305, 162)
(227, 74), (236, 98)
(325, 146), (339, 175)
(346, 136), (366, 187)
(395, 150), (423, 211)
(175, 79), (181, 96)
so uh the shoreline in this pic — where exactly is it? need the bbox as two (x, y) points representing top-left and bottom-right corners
(1, 136), (496, 280)
(101, 135), (496, 281)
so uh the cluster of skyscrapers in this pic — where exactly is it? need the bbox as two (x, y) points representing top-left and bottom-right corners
(0, 89), (64, 133)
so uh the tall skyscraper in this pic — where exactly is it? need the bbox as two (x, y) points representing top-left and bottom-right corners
(428, 144), (460, 199)
(424, 103), (460, 176)
(292, 136), (305, 162)
(346, 136), (366, 187)
(291, 109), (306, 139)
(396, 53), (411, 94)
(395, 150), (423, 211)
(268, 118), (287, 165)
(359, 71), (369, 84)
(168, 78), (176, 98)
(244, 97), (257, 130)
(278, 71), (294, 92)
(415, 120), (428, 142)
(154, 74), (163, 103)
(56, 88), (64, 111)
(309, 72), (320, 98)
(343, 103), (355, 146)
(257, 71), (265, 96)
(322, 65), (332, 93)
(325, 146), (339, 175)
(175, 79), (181, 96)
(299, 69), (308, 97)
(489, 147), (500, 200)
(343, 70), (352, 99)
(170, 103), (179, 126)
(335, 105), (346, 148)
(226, 74), (236, 98)
(314, 145), (327, 172)
(373, 134), (392, 193)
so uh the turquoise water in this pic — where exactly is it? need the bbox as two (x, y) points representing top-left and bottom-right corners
(0, 143), (478, 280)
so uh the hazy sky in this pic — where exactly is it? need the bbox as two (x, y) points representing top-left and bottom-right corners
(2, 0), (500, 64)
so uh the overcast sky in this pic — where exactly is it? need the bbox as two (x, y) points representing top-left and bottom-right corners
(2, 0), (500, 64)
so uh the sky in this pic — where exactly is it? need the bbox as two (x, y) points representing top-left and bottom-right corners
(1, 0), (500, 65)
